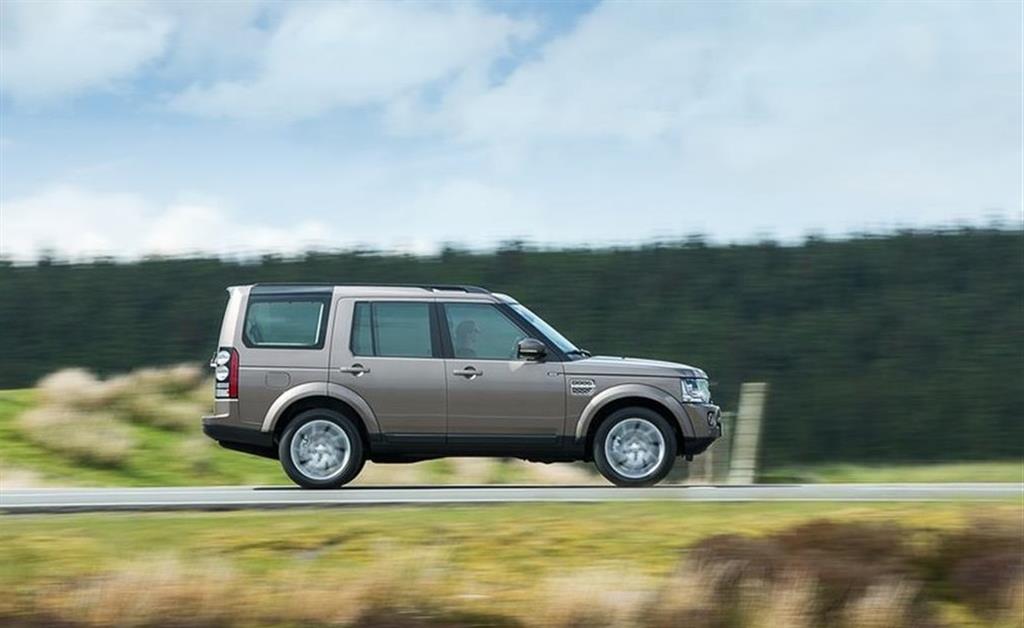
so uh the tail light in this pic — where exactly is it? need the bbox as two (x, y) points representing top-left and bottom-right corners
(212, 347), (239, 399)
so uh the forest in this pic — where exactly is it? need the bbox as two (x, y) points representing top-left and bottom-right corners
(1, 228), (1020, 465)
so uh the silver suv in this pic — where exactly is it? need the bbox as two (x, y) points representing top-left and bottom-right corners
(202, 284), (721, 488)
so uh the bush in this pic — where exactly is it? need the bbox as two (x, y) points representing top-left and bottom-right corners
(649, 519), (1024, 628)
(16, 365), (211, 467)
(18, 406), (134, 467)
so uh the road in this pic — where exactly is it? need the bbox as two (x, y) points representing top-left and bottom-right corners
(2, 483), (1020, 513)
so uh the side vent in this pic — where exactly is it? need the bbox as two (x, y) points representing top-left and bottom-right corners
(569, 378), (596, 397)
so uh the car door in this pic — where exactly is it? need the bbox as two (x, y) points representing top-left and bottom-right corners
(330, 299), (446, 443)
(441, 301), (566, 447)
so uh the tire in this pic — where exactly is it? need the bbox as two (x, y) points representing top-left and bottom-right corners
(593, 407), (677, 487)
(278, 409), (365, 489)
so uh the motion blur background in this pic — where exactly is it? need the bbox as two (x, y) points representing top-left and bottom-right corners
(0, 2), (1022, 626)
(1, 0), (1021, 470)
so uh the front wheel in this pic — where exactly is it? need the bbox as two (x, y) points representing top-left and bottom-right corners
(593, 408), (677, 487)
(279, 409), (365, 488)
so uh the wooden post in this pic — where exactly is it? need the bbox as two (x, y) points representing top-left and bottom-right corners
(727, 382), (768, 485)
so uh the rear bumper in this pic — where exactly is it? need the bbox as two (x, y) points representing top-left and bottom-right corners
(202, 418), (277, 459)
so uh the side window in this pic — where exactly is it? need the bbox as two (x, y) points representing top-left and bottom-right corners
(350, 302), (434, 358)
(244, 297), (329, 348)
(351, 302), (374, 356)
(444, 303), (526, 360)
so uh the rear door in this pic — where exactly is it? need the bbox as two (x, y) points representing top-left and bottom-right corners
(329, 299), (446, 442)
(237, 288), (332, 426)
(441, 302), (565, 448)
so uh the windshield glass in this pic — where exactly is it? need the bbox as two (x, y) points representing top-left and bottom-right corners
(510, 304), (580, 355)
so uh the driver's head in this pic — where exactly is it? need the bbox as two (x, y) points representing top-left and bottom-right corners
(455, 320), (480, 349)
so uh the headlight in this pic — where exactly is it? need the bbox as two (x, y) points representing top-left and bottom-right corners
(681, 377), (711, 403)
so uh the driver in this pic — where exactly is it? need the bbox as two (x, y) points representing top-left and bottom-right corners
(454, 320), (481, 358)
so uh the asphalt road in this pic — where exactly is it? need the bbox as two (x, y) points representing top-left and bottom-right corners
(2, 483), (1020, 513)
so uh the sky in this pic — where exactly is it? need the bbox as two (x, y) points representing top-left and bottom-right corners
(0, 0), (1021, 261)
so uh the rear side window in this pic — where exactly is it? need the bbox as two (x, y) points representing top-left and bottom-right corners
(351, 302), (434, 358)
(244, 296), (330, 349)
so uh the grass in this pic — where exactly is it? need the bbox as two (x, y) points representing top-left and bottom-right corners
(760, 461), (1024, 484)
(1, 502), (1021, 627)
(2, 381), (1021, 488)
(0, 384), (553, 488)
(0, 387), (288, 487)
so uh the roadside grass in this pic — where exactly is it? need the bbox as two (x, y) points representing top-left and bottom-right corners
(760, 461), (1024, 484)
(0, 387), (287, 487)
(2, 382), (1021, 488)
(1, 502), (1021, 627)
(0, 385), (548, 488)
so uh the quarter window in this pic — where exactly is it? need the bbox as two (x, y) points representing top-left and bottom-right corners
(244, 297), (329, 348)
(351, 302), (434, 358)
(444, 303), (527, 360)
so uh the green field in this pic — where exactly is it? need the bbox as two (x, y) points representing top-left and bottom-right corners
(0, 388), (288, 487)
(760, 461), (1024, 484)
(2, 502), (1021, 627)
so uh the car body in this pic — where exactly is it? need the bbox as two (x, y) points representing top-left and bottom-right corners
(202, 284), (722, 487)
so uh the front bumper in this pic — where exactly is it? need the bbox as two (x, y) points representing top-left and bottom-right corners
(682, 402), (723, 439)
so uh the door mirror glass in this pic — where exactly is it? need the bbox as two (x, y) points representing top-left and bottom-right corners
(516, 338), (547, 361)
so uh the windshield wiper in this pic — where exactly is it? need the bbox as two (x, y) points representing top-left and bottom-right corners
(565, 348), (592, 358)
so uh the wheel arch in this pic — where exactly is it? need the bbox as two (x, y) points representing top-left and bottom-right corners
(576, 384), (694, 460)
(261, 382), (380, 447)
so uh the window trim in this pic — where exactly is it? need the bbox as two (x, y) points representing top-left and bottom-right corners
(439, 301), (564, 362)
(349, 300), (441, 359)
(242, 293), (332, 350)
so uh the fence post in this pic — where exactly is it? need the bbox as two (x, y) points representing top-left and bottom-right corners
(727, 382), (768, 485)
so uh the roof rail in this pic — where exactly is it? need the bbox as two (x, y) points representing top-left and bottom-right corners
(418, 284), (490, 294)
(250, 283), (490, 294)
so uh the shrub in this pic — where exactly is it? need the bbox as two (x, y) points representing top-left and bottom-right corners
(18, 406), (134, 467)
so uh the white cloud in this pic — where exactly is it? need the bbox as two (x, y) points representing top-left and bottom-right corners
(0, 0), (174, 103)
(0, 185), (336, 260)
(169, 2), (536, 122)
(416, 0), (1020, 154)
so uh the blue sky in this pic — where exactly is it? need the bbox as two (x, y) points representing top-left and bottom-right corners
(1, 0), (1020, 260)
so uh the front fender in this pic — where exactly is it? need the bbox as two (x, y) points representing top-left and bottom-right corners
(260, 381), (381, 435)
(574, 382), (696, 440)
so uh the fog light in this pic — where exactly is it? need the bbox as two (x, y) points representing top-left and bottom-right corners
(707, 411), (717, 426)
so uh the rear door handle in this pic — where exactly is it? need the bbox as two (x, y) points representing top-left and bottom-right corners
(453, 367), (483, 378)
(339, 364), (370, 375)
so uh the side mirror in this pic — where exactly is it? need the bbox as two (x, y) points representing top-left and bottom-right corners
(517, 338), (547, 361)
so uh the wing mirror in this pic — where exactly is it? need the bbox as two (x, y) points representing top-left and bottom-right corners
(517, 338), (547, 361)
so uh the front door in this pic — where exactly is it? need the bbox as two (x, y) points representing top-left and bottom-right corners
(441, 302), (565, 449)
(330, 299), (446, 442)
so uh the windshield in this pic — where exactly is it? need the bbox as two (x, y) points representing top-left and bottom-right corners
(510, 304), (581, 355)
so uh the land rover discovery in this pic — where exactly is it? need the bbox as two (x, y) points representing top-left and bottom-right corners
(202, 284), (722, 488)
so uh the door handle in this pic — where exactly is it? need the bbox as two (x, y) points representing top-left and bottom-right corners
(339, 364), (370, 375)
(452, 367), (483, 378)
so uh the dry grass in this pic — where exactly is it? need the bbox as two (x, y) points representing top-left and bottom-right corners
(17, 406), (135, 466)
(3, 519), (1020, 628)
(15, 366), (210, 467)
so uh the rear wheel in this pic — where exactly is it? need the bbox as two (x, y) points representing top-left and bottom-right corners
(279, 409), (364, 488)
(593, 407), (676, 487)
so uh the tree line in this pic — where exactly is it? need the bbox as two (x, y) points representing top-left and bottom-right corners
(1, 228), (1020, 465)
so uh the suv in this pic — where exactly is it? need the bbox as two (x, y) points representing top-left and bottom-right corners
(202, 284), (721, 488)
